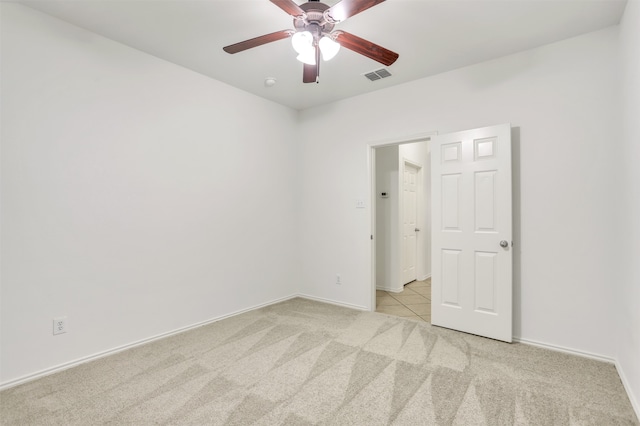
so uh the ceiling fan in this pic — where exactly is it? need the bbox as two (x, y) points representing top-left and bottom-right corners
(223, 0), (399, 84)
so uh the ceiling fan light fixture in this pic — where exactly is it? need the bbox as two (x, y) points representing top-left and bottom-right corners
(319, 36), (340, 61)
(291, 30), (313, 54)
(223, 0), (399, 83)
(296, 48), (316, 65)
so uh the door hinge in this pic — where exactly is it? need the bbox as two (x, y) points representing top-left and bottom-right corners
(371, 235), (373, 240)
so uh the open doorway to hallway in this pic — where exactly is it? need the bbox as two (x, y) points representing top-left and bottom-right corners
(371, 137), (432, 321)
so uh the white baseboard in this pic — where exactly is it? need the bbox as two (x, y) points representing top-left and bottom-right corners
(511, 337), (638, 420)
(6, 298), (635, 423)
(512, 336), (615, 364)
(376, 285), (403, 293)
(0, 294), (299, 391)
(377, 275), (430, 293)
(615, 359), (640, 421)
(297, 293), (368, 311)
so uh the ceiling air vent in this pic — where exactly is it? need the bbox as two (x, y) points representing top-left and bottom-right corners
(364, 68), (392, 82)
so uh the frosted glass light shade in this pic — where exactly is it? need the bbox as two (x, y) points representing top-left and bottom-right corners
(319, 36), (340, 61)
(291, 31), (313, 54)
(296, 48), (316, 65)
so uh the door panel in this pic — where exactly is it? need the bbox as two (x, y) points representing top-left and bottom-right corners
(474, 251), (497, 313)
(441, 249), (461, 306)
(431, 124), (512, 342)
(402, 162), (419, 285)
(475, 171), (496, 231)
(442, 174), (461, 230)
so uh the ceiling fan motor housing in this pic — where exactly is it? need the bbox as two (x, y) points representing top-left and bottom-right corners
(294, 2), (335, 40)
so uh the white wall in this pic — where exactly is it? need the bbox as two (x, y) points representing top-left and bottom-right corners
(0, 4), (299, 384)
(298, 27), (620, 358)
(618, 0), (640, 414)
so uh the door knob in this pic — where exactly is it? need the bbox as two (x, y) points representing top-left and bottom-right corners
(500, 240), (509, 248)
(415, 228), (420, 232)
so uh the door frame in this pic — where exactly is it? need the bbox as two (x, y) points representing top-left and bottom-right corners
(368, 131), (436, 311)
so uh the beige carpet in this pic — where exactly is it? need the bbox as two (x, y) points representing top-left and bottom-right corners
(1, 298), (638, 425)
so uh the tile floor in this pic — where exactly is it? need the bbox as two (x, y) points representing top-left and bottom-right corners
(376, 278), (432, 322)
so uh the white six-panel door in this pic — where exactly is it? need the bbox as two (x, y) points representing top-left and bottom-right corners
(431, 124), (513, 342)
(402, 162), (419, 285)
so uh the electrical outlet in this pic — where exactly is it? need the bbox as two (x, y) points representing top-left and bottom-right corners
(336, 274), (342, 285)
(53, 316), (67, 335)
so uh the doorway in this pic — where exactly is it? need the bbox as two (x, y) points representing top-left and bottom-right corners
(370, 124), (513, 342)
(371, 136), (432, 322)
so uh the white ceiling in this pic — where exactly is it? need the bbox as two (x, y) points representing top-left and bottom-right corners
(15, 0), (627, 110)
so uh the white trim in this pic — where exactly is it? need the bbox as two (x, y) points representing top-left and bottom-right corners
(513, 336), (615, 364)
(419, 273), (432, 281)
(3, 297), (637, 419)
(615, 359), (640, 420)
(514, 338), (639, 418)
(369, 145), (377, 312)
(0, 294), (299, 391)
(368, 131), (437, 149)
(376, 285), (403, 293)
(0, 293), (368, 391)
(402, 157), (422, 170)
(297, 293), (368, 311)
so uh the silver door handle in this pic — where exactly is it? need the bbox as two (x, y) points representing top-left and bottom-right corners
(415, 228), (420, 232)
(500, 240), (509, 248)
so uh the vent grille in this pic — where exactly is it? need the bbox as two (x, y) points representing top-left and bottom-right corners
(364, 68), (392, 82)
(376, 69), (392, 78)
(364, 72), (381, 81)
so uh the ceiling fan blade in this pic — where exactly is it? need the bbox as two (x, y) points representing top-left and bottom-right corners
(327, 0), (386, 22)
(334, 31), (398, 66)
(223, 30), (292, 54)
(303, 46), (320, 83)
(270, 0), (305, 17)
